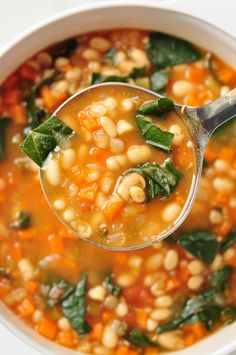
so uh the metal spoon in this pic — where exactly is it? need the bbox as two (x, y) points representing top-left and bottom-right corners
(40, 83), (236, 250)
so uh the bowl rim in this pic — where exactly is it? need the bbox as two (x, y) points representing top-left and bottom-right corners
(1, 2), (236, 355)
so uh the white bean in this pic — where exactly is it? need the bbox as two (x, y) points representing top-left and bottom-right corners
(146, 318), (158, 331)
(188, 260), (204, 275)
(117, 173), (146, 201)
(129, 186), (145, 203)
(209, 209), (223, 224)
(100, 174), (114, 194)
(127, 145), (151, 164)
(55, 57), (70, 70)
(18, 259), (34, 281)
(164, 250), (179, 271)
(122, 99), (134, 112)
(88, 285), (106, 301)
(58, 317), (71, 331)
(128, 256), (143, 269)
(145, 253), (164, 271)
(82, 48), (101, 61)
(63, 209), (76, 222)
(61, 149), (76, 170)
(104, 97), (118, 110)
(65, 68), (81, 82)
(53, 199), (66, 210)
(213, 177), (234, 192)
(210, 254), (223, 271)
(45, 159), (62, 186)
(100, 116), (117, 137)
(129, 48), (149, 67)
(162, 203), (181, 223)
(90, 37), (111, 52)
(151, 308), (172, 321)
(157, 332), (184, 350)
(173, 80), (193, 97)
(95, 192), (107, 208)
(187, 275), (204, 290)
(155, 295), (173, 308)
(93, 130), (110, 149)
(106, 154), (128, 171)
(76, 221), (93, 238)
(117, 120), (134, 134)
(117, 272), (136, 287)
(115, 299), (128, 316)
(110, 138), (125, 154)
(102, 326), (118, 349)
(88, 104), (107, 117)
(214, 159), (230, 173)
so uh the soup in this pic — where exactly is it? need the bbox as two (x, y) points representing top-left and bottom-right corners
(0, 29), (236, 354)
(38, 85), (195, 248)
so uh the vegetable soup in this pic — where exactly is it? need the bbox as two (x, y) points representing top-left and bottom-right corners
(0, 29), (236, 354)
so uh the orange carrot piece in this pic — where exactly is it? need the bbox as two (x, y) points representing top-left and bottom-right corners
(103, 197), (124, 221)
(89, 323), (104, 340)
(0, 283), (11, 297)
(184, 332), (196, 347)
(78, 183), (98, 202)
(37, 317), (58, 340)
(82, 117), (100, 132)
(216, 220), (233, 237)
(144, 348), (159, 355)
(3, 90), (21, 105)
(186, 67), (206, 83)
(219, 147), (235, 163)
(102, 311), (116, 322)
(135, 308), (148, 327)
(9, 104), (27, 125)
(115, 345), (130, 355)
(166, 277), (181, 291)
(57, 330), (78, 347)
(48, 234), (64, 254)
(18, 228), (37, 240)
(204, 146), (217, 162)
(18, 298), (36, 317)
(20, 65), (37, 81)
(115, 252), (128, 264)
(40, 86), (55, 111)
(89, 147), (109, 163)
(129, 350), (139, 355)
(26, 280), (39, 294)
(2, 75), (18, 90)
(184, 92), (202, 106)
(191, 322), (206, 339)
(10, 242), (22, 262)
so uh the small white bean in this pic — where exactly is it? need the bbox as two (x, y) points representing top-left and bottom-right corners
(169, 124), (182, 135)
(45, 159), (62, 186)
(90, 37), (111, 52)
(93, 130), (110, 149)
(146, 318), (159, 331)
(128, 256), (143, 269)
(89, 104), (107, 117)
(187, 260), (204, 275)
(53, 199), (66, 210)
(173, 80), (193, 97)
(100, 174), (114, 194)
(209, 209), (223, 224)
(63, 209), (76, 222)
(88, 285), (106, 301)
(54, 57), (70, 70)
(117, 173), (146, 201)
(162, 203), (181, 223)
(32, 310), (43, 323)
(155, 295), (173, 308)
(95, 192), (107, 208)
(104, 97), (118, 110)
(223, 248), (235, 261)
(100, 116), (117, 137)
(65, 68), (81, 82)
(164, 250), (179, 271)
(127, 145), (151, 164)
(61, 149), (76, 170)
(102, 326), (118, 349)
(52, 80), (68, 95)
(129, 48), (149, 67)
(88, 61), (101, 71)
(119, 60), (135, 73)
(18, 259), (34, 281)
(116, 51), (127, 64)
(151, 308), (172, 321)
(214, 159), (230, 173)
(58, 317), (71, 331)
(157, 332), (184, 350)
(82, 48), (101, 61)
(36, 52), (52, 68)
(213, 177), (234, 192)
(145, 253), (164, 271)
(129, 186), (145, 203)
(122, 99), (134, 112)
(187, 275), (204, 290)
(117, 272), (136, 287)
(110, 138), (125, 154)
(75, 221), (93, 238)
(104, 295), (118, 310)
(106, 154), (128, 171)
(117, 120), (134, 134)
(210, 254), (223, 272)
(115, 299), (128, 317)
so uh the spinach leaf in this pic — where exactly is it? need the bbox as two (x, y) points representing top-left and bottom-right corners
(104, 48), (117, 64)
(0, 117), (11, 160)
(222, 306), (236, 324)
(147, 33), (201, 68)
(47, 279), (74, 307)
(91, 73), (128, 85)
(61, 272), (91, 336)
(150, 69), (169, 93)
(219, 226), (236, 252)
(130, 66), (146, 79)
(136, 115), (174, 152)
(9, 211), (30, 229)
(130, 158), (181, 202)
(51, 38), (77, 59)
(126, 330), (158, 348)
(177, 230), (218, 264)
(19, 115), (73, 167)
(103, 274), (121, 296)
(25, 70), (59, 133)
(137, 98), (174, 117)
(210, 265), (233, 292)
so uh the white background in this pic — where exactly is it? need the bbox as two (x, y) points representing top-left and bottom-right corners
(0, 0), (236, 354)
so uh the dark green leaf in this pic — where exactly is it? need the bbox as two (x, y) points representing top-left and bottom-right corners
(219, 226), (236, 252)
(62, 272), (91, 336)
(91, 73), (128, 85)
(47, 279), (74, 307)
(222, 306), (236, 324)
(147, 32), (202, 68)
(51, 38), (77, 59)
(189, 305), (221, 330)
(127, 330), (158, 348)
(210, 265), (233, 292)
(130, 66), (146, 79)
(104, 48), (117, 64)
(0, 117), (11, 160)
(177, 230), (218, 264)
(150, 69), (169, 93)
(9, 211), (30, 229)
(103, 274), (121, 296)
(0, 268), (7, 276)
(19, 115), (73, 166)
(136, 115), (174, 152)
(137, 98), (174, 117)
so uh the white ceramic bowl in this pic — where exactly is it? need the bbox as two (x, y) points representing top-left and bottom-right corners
(1, 2), (236, 355)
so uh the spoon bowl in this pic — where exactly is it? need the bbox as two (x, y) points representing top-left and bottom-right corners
(39, 82), (236, 250)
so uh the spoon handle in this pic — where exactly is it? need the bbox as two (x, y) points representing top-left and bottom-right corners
(193, 88), (236, 135)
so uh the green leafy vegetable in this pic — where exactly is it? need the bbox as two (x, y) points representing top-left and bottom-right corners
(51, 38), (77, 59)
(0, 268), (7, 276)
(150, 69), (169, 93)
(47, 279), (74, 307)
(222, 307), (236, 324)
(130, 66), (146, 79)
(130, 158), (181, 203)
(136, 115), (174, 152)
(147, 33), (202, 68)
(25, 70), (59, 133)
(104, 47), (117, 64)
(137, 98), (174, 117)
(91, 73), (128, 85)
(0, 117), (11, 160)
(9, 211), (30, 229)
(219, 226), (236, 252)
(19, 115), (73, 167)
(61, 272), (91, 336)
(177, 230), (218, 264)
(126, 330), (158, 348)
(103, 274), (121, 296)
(210, 265), (233, 292)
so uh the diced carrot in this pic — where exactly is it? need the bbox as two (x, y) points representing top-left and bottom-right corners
(215, 219), (233, 237)
(184, 92), (202, 106)
(191, 322), (206, 339)
(204, 146), (217, 162)
(53, 91), (69, 108)
(89, 147), (109, 163)
(103, 197), (124, 221)
(10, 242), (22, 262)
(48, 234), (64, 254)
(78, 183), (98, 202)
(89, 323), (104, 340)
(214, 59), (236, 84)
(102, 311), (116, 322)
(62, 258), (77, 270)
(178, 265), (190, 283)
(144, 348), (159, 355)
(216, 191), (230, 205)
(2, 75), (18, 90)
(26, 280), (39, 294)
(57, 330), (78, 348)
(57, 65), (73, 73)
(40, 86), (55, 111)
(37, 317), (58, 340)
(219, 147), (235, 163)
(166, 277), (181, 291)
(115, 252), (128, 264)
(128, 350), (139, 355)
(82, 116), (100, 132)
(186, 67), (206, 83)
(135, 308), (148, 327)
(115, 345), (130, 355)
(18, 228), (37, 240)
(20, 65), (37, 81)
(18, 298), (36, 317)
(0, 282), (11, 297)
(3, 90), (21, 105)
(9, 104), (27, 125)
(184, 332), (196, 347)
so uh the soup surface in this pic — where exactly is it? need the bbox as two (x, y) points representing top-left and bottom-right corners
(0, 29), (236, 354)
(39, 85), (195, 248)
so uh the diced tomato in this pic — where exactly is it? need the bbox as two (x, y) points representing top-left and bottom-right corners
(122, 283), (153, 307)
